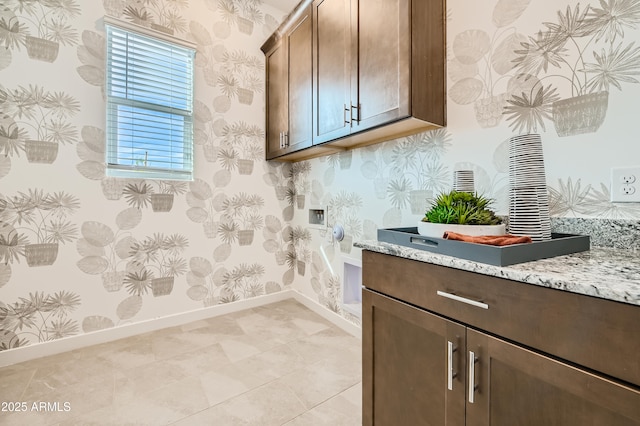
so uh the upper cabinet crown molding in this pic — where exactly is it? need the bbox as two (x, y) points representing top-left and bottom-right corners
(262, 0), (446, 162)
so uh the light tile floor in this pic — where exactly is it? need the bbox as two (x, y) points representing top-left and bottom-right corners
(0, 300), (362, 425)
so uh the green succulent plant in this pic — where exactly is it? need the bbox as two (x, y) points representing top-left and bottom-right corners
(422, 190), (502, 225)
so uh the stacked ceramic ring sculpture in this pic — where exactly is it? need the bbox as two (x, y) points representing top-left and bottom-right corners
(508, 134), (551, 241)
(453, 170), (475, 192)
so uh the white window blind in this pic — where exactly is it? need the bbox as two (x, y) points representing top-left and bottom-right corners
(105, 21), (195, 181)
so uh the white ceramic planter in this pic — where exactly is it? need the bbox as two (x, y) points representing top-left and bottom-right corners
(417, 222), (506, 239)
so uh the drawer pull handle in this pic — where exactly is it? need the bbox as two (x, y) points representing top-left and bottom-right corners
(447, 340), (457, 391)
(469, 350), (479, 403)
(410, 237), (438, 247)
(436, 291), (489, 310)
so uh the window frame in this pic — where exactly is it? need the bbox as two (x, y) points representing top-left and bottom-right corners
(104, 17), (196, 181)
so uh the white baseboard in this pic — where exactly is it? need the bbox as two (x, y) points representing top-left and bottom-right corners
(0, 291), (294, 368)
(292, 292), (362, 338)
(0, 290), (361, 368)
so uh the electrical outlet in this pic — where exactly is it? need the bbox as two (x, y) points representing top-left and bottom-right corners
(611, 167), (640, 202)
(621, 185), (636, 195)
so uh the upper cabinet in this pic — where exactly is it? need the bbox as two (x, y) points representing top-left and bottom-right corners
(263, 1), (317, 160)
(262, 0), (446, 161)
(264, 38), (288, 159)
(311, 0), (352, 144)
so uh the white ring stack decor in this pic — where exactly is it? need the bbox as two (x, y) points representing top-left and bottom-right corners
(508, 134), (551, 241)
(453, 170), (475, 192)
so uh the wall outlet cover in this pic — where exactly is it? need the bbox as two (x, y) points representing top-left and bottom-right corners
(611, 167), (640, 202)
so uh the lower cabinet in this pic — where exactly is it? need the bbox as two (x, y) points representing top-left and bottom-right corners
(363, 289), (640, 426)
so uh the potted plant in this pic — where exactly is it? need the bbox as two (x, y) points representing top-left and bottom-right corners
(220, 263), (265, 300)
(1, 189), (79, 267)
(0, 290), (81, 350)
(418, 190), (505, 238)
(128, 233), (188, 297)
(0, 222), (28, 288)
(11, 0), (80, 62)
(217, 0), (264, 36)
(505, 1), (640, 136)
(0, 85), (79, 163)
(185, 178), (231, 239)
(289, 162), (311, 209)
(328, 190), (363, 252)
(0, 8), (28, 54)
(262, 215), (292, 267)
(449, 0), (531, 128)
(221, 192), (264, 246)
(76, 208), (142, 292)
(289, 226), (311, 276)
(122, 0), (187, 35)
(220, 121), (264, 174)
(387, 130), (452, 214)
(149, 180), (187, 212)
(218, 49), (263, 105)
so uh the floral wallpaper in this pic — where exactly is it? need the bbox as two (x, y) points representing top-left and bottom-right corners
(2, 0), (640, 354)
(0, 0), (291, 352)
(291, 0), (640, 320)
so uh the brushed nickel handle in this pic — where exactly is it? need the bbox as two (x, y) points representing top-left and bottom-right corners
(351, 103), (360, 123)
(469, 350), (479, 403)
(284, 131), (289, 148)
(279, 131), (283, 149)
(344, 104), (350, 125)
(447, 340), (457, 391)
(437, 291), (489, 310)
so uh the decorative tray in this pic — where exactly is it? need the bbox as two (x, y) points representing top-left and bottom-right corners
(377, 227), (590, 266)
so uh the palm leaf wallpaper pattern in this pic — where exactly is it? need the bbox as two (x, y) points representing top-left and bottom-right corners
(0, 189), (79, 269)
(449, 0), (532, 127)
(505, 0), (640, 136)
(1, 0), (640, 354)
(0, 0), (80, 63)
(0, 85), (79, 164)
(0, 290), (81, 350)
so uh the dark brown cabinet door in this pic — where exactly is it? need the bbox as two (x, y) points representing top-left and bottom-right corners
(352, 0), (410, 132)
(264, 39), (287, 159)
(312, 0), (352, 144)
(466, 329), (640, 426)
(264, 5), (312, 160)
(286, 8), (313, 153)
(313, 0), (411, 143)
(363, 289), (466, 426)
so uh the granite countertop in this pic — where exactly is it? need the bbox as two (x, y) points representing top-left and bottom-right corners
(354, 239), (640, 307)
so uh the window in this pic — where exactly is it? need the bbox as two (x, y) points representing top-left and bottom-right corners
(105, 17), (195, 181)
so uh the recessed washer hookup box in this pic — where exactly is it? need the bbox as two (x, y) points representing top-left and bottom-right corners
(376, 227), (590, 267)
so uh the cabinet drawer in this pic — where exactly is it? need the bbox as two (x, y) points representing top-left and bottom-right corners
(363, 250), (640, 387)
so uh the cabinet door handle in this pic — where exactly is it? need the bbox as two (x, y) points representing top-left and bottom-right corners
(279, 131), (283, 149)
(284, 131), (289, 148)
(436, 291), (489, 310)
(447, 340), (457, 391)
(469, 350), (479, 403)
(344, 104), (351, 126)
(351, 103), (360, 123)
